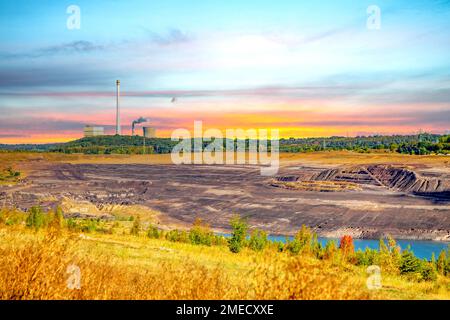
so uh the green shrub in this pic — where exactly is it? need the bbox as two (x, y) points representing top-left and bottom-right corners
(248, 229), (268, 252)
(66, 218), (77, 230)
(26, 206), (45, 230)
(212, 235), (228, 246)
(130, 215), (141, 236)
(166, 230), (189, 243)
(189, 218), (214, 246)
(228, 215), (248, 253)
(0, 166), (20, 181)
(310, 234), (322, 258)
(286, 225), (313, 255)
(80, 219), (99, 233)
(147, 224), (161, 239)
(355, 248), (378, 266)
(324, 240), (338, 260)
(420, 261), (437, 281)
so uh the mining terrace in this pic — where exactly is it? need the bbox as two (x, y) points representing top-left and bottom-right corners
(1, 158), (450, 241)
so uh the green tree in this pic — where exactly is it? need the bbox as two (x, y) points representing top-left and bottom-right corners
(377, 236), (401, 273)
(399, 248), (421, 275)
(228, 215), (248, 253)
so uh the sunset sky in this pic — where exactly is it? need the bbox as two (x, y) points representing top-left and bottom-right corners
(0, 0), (449, 143)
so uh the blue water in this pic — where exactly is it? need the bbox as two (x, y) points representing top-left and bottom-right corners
(219, 233), (449, 260)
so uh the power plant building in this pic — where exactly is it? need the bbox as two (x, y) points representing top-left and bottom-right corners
(84, 125), (104, 137)
(143, 127), (156, 138)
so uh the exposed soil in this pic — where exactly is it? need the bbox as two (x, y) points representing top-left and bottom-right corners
(275, 164), (450, 198)
(1, 161), (449, 241)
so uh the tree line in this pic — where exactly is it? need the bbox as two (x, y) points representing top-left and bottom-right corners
(1, 133), (449, 155)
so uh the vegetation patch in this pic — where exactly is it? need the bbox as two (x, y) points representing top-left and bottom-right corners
(0, 166), (20, 184)
(270, 179), (362, 192)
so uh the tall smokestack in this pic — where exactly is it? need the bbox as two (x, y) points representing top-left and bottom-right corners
(115, 80), (121, 135)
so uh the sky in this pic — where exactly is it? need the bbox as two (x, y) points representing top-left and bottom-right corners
(0, 0), (449, 143)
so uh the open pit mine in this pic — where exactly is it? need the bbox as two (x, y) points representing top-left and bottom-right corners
(1, 160), (449, 241)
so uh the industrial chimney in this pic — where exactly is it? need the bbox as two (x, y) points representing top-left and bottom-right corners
(115, 80), (121, 135)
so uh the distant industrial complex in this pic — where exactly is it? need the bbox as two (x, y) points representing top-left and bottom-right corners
(84, 80), (156, 138)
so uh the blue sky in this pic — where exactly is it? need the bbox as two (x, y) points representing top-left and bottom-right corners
(0, 0), (449, 142)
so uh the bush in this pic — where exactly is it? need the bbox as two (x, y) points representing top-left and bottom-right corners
(0, 166), (20, 181)
(189, 218), (214, 246)
(355, 248), (378, 266)
(323, 240), (338, 260)
(212, 235), (228, 246)
(166, 230), (189, 243)
(286, 225), (313, 255)
(66, 218), (77, 231)
(147, 225), (161, 239)
(228, 215), (248, 253)
(420, 261), (437, 281)
(26, 206), (45, 230)
(130, 215), (141, 236)
(436, 250), (448, 276)
(377, 237), (401, 274)
(80, 219), (99, 233)
(248, 229), (268, 252)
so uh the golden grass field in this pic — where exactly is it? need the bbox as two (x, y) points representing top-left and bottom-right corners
(0, 220), (449, 300)
(2, 150), (450, 167)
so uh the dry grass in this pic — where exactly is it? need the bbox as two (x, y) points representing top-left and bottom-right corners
(279, 150), (450, 167)
(0, 224), (449, 300)
(271, 180), (362, 192)
(2, 151), (449, 168)
(59, 197), (160, 223)
(0, 225), (376, 300)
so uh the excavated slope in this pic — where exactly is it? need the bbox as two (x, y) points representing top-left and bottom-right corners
(366, 165), (449, 193)
(308, 164), (449, 195)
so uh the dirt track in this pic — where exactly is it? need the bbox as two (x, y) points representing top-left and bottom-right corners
(1, 160), (450, 241)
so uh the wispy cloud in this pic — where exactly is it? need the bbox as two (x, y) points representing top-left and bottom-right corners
(143, 28), (193, 46)
(0, 65), (114, 87)
(0, 41), (105, 60)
